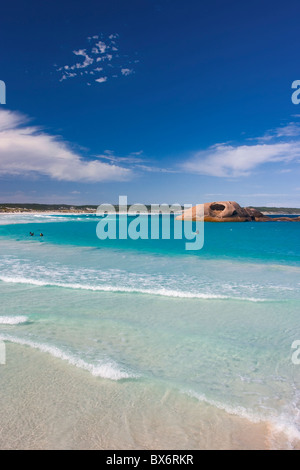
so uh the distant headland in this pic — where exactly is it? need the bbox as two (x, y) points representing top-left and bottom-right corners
(0, 202), (300, 219)
(0, 203), (98, 214)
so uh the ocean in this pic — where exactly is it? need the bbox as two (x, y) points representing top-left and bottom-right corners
(0, 213), (299, 449)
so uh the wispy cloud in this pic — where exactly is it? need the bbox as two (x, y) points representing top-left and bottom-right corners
(0, 110), (132, 182)
(99, 150), (176, 173)
(56, 34), (138, 85)
(181, 122), (300, 178)
(121, 68), (134, 76)
(95, 77), (107, 83)
(181, 142), (300, 177)
(258, 122), (300, 141)
(100, 151), (145, 165)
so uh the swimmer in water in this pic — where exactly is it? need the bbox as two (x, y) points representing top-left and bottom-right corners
(40, 233), (44, 237)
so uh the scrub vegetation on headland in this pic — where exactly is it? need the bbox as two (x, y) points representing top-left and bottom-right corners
(0, 203), (99, 213)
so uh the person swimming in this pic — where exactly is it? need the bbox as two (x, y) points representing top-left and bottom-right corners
(40, 233), (44, 237)
(29, 232), (34, 236)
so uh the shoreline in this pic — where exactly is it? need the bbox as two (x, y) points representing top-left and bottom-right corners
(1, 341), (297, 450)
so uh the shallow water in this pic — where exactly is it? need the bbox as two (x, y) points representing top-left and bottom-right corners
(0, 214), (300, 449)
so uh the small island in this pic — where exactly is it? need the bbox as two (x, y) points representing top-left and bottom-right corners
(176, 201), (300, 222)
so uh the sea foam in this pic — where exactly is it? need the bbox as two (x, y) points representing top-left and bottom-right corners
(184, 389), (300, 448)
(0, 275), (268, 302)
(0, 334), (138, 381)
(0, 316), (28, 325)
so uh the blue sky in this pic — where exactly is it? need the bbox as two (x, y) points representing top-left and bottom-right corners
(1, 0), (300, 206)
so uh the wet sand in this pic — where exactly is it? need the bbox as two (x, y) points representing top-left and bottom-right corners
(0, 343), (296, 450)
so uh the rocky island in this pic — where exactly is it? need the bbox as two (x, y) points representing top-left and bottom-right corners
(176, 201), (300, 222)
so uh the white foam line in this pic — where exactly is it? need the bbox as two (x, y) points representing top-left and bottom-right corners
(185, 389), (300, 447)
(0, 275), (268, 302)
(0, 334), (137, 381)
(0, 214), (90, 225)
(0, 316), (28, 325)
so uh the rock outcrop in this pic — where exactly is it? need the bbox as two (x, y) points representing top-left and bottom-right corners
(243, 207), (270, 221)
(175, 201), (300, 222)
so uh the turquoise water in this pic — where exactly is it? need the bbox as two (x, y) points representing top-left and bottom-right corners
(0, 213), (300, 447)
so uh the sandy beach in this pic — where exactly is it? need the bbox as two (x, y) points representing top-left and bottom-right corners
(1, 342), (296, 450)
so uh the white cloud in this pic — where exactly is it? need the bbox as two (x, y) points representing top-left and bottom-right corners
(182, 121), (300, 178)
(56, 34), (137, 85)
(99, 150), (174, 173)
(0, 109), (25, 131)
(72, 50), (94, 69)
(257, 122), (300, 142)
(93, 41), (107, 54)
(239, 193), (291, 198)
(60, 72), (77, 81)
(121, 68), (133, 76)
(275, 123), (300, 138)
(0, 110), (132, 183)
(181, 141), (300, 177)
(95, 77), (107, 83)
(100, 153), (145, 165)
